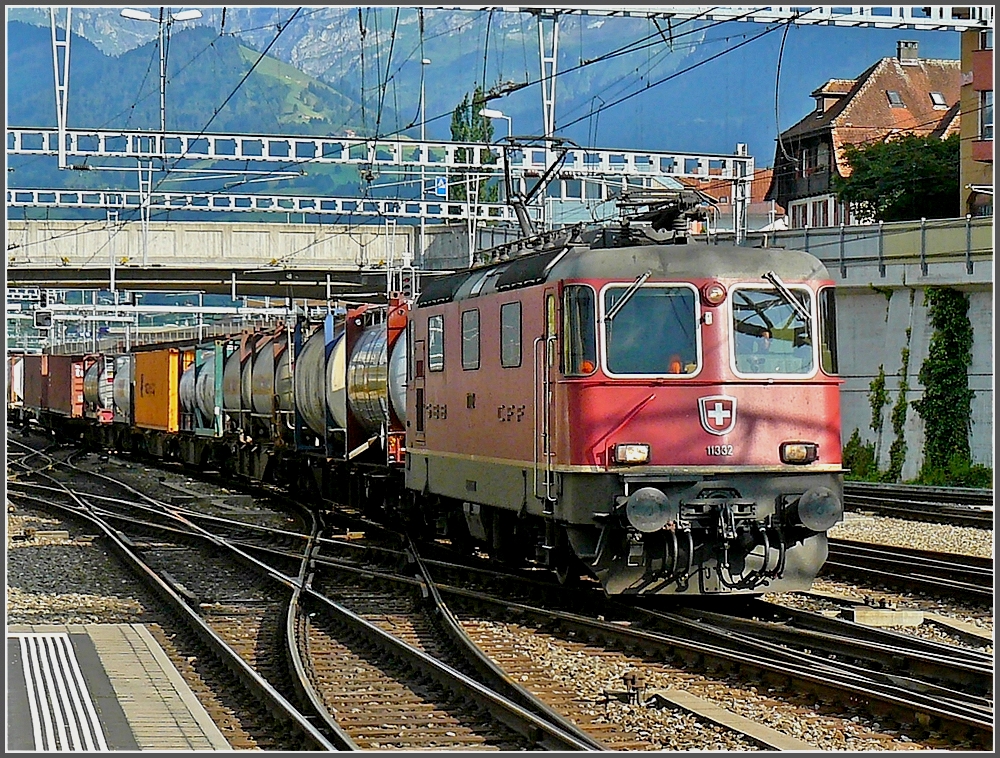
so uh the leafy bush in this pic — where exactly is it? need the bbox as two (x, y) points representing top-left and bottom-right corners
(842, 429), (878, 481)
(914, 456), (993, 489)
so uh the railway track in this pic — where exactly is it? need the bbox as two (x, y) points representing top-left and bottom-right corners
(7, 437), (604, 751)
(824, 538), (994, 603)
(300, 535), (994, 749)
(10, 437), (993, 750)
(844, 482), (994, 528)
(7, 440), (337, 750)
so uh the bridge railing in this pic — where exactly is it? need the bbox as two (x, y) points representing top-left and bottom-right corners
(745, 216), (993, 282)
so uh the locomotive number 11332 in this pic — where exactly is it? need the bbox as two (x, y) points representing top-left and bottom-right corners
(706, 444), (734, 456)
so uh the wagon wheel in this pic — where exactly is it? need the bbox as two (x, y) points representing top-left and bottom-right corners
(554, 551), (583, 586)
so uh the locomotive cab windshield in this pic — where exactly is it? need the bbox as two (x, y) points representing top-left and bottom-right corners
(732, 285), (814, 375)
(602, 282), (699, 376)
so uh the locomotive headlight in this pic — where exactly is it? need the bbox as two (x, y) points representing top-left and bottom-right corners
(613, 443), (650, 465)
(780, 441), (819, 464)
(701, 281), (727, 306)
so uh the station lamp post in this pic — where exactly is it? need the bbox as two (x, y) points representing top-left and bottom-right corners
(120, 7), (203, 144)
(419, 57), (431, 268)
(478, 108), (512, 139)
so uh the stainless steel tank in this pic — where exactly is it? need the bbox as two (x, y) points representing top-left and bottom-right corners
(275, 347), (293, 412)
(222, 349), (242, 412)
(347, 324), (389, 436)
(241, 346), (253, 410)
(251, 336), (284, 415)
(83, 357), (113, 409)
(294, 328), (330, 437)
(195, 351), (216, 422)
(113, 355), (132, 422)
(179, 361), (197, 412)
(326, 335), (347, 428)
(387, 329), (407, 424)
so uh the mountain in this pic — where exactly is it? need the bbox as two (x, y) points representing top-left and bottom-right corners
(7, 9), (961, 164)
(6, 20), (366, 135)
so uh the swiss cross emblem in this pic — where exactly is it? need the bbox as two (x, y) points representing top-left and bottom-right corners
(698, 395), (737, 436)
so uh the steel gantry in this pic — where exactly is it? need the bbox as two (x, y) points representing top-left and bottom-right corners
(7, 126), (756, 236)
(467, 6), (994, 148)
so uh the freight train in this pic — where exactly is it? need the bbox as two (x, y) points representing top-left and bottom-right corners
(8, 221), (845, 596)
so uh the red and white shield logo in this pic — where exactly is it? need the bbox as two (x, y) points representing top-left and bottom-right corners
(698, 395), (737, 436)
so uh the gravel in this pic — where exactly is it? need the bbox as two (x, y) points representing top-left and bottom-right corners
(830, 512), (994, 558)
(465, 619), (931, 751)
(8, 456), (992, 752)
(7, 511), (152, 625)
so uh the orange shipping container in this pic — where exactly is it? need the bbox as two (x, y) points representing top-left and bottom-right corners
(134, 348), (182, 432)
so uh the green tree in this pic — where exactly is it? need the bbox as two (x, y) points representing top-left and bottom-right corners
(449, 86), (498, 203)
(833, 133), (960, 222)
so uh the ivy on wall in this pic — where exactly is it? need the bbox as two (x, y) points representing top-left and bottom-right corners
(845, 286), (991, 488)
(868, 365), (889, 460)
(883, 335), (911, 483)
(911, 287), (988, 486)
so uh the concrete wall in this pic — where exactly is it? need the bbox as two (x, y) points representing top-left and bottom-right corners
(837, 285), (993, 476)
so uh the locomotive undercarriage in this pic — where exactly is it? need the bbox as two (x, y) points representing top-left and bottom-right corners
(34, 414), (841, 597)
(562, 470), (843, 595)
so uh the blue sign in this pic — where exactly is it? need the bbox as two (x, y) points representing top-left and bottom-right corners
(434, 176), (447, 197)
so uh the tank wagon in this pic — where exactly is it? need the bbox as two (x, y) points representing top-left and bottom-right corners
(9, 223), (844, 597)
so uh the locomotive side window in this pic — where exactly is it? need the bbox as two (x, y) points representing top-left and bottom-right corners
(563, 285), (597, 375)
(428, 314), (444, 372)
(500, 302), (522, 368)
(461, 309), (480, 370)
(819, 287), (839, 374)
(732, 287), (814, 375)
(603, 285), (697, 375)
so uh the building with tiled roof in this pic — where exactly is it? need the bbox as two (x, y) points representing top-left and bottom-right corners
(766, 41), (960, 229)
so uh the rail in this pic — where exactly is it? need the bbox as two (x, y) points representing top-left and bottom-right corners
(843, 481), (994, 529)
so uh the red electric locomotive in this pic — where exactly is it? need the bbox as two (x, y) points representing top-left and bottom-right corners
(10, 217), (844, 599)
(404, 223), (843, 595)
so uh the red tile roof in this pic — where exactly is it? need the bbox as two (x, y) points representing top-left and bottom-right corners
(781, 56), (960, 176)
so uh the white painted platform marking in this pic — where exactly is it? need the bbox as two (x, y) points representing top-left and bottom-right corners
(13, 632), (109, 751)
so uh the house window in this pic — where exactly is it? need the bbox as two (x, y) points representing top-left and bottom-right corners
(980, 29), (993, 50)
(428, 314), (444, 372)
(792, 203), (807, 229)
(816, 142), (830, 171)
(500, 302), (522, 368)
(929, 91), (948, 108)
(886, 90), (905, 107)
(981, 91), (993, 141)
(461, 309), (479, 370)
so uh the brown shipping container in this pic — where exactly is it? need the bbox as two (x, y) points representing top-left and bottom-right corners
(134, 348), (181, 432)
(22, 354), (47, 411)
(47, 355), (86, 417)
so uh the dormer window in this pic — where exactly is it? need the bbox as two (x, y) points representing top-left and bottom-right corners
(929, 91), (948, 109)
(886, 90), (905, 107)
